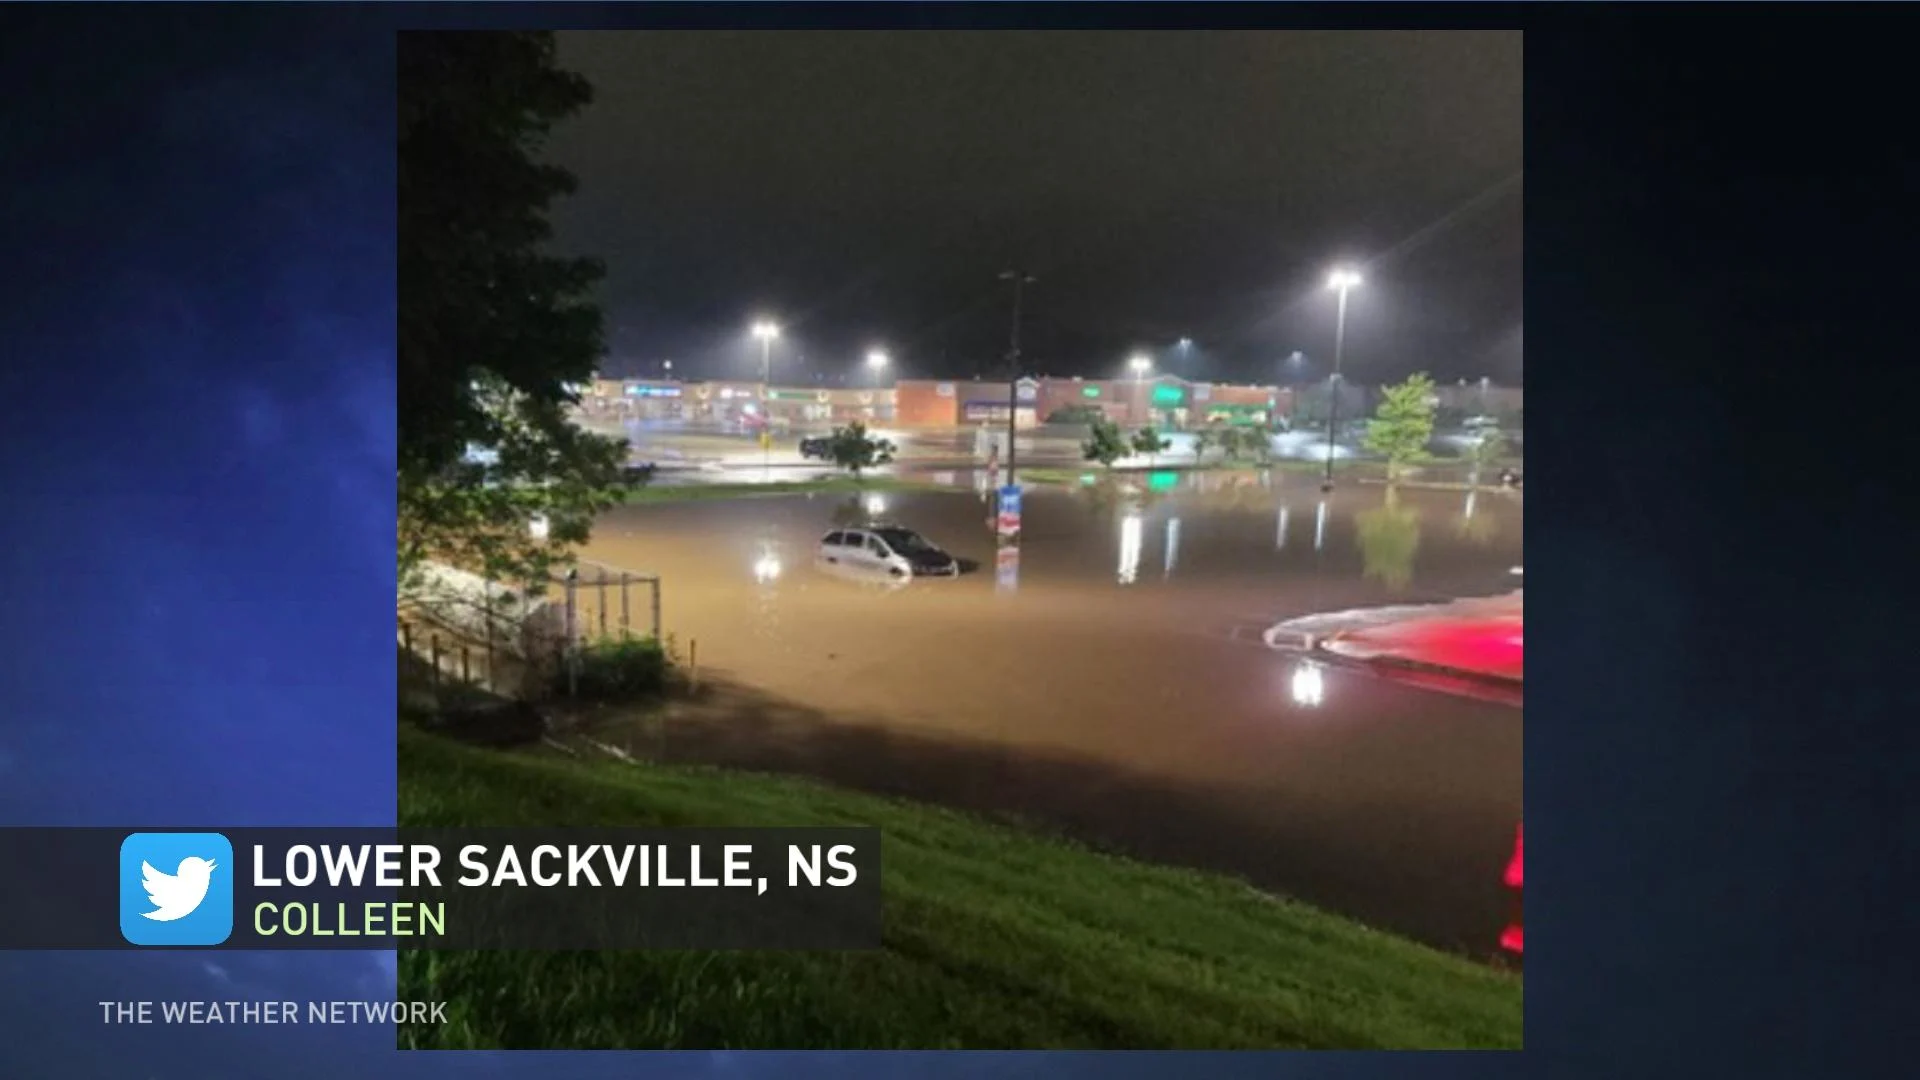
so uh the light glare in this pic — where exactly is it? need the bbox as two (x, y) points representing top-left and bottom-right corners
(1290, 662), (1326, 707)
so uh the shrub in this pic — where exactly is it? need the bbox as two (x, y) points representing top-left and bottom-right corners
(563, 634), (668, 701)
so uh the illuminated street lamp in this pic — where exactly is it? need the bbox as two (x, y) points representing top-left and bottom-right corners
(752, 319), (781, 379)
(752, 319), (780, 474)
(866, 348), (890, 387)
(1322, 269), (1362, 490)
(1129, 353), (1152, 426)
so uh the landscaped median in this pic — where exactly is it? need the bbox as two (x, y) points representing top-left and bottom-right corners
(396, 725), (1522, 1050)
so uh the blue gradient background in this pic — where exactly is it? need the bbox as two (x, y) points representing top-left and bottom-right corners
(1, 4), (1905, 1080)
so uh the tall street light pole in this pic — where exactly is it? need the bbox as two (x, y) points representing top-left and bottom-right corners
(866, 348), (890, 388)
(1284, 350), (1305, 425)
(752, 319), (780, 476)
(1322, 269), (1362, 491)
(999, 271), (1035, 485)
(1129, 353), (1152, 427)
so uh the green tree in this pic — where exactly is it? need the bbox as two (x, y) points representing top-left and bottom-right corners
(1364, 373), (1439, 482)
(825, 421), (896, 479)
(1193, 423), (1226, 466)
(1217, 425), (1245, 463)
(1131, 426), (1170, 466)
(398, 32), (629, 590)
(1218, 426), (1273, 467)
(1248, 426), (1275, 467)
(1081, 414), (1130, 467)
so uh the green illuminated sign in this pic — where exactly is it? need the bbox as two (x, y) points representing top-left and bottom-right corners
(1082, 386), (1102, 398)
(1151, 385), (1186, 406)
(1147, 470), (1180, 492)
(769, 391), (817, 401)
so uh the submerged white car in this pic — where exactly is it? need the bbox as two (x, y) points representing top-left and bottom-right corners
(815, 525), (960, 580)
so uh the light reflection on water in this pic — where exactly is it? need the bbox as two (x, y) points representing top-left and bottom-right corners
(1117, 513), (1143, 585)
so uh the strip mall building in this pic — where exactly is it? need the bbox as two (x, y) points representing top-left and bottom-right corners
(896, 375), (1287, 430)
(581, 378), (895, 427)
(581, 374), (1287, 430)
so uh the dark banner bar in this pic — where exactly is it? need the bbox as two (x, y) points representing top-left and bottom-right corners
(0, 828), (881, 950)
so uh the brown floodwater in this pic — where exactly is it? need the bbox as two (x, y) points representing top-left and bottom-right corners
(572, 473), (1523, 953)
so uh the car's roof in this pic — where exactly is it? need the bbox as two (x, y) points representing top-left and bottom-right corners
(822, 523), (923, 537)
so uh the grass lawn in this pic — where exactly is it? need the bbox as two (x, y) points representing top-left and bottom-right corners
(619, 475), (937, 504)
(397, 725), (1521, 1050)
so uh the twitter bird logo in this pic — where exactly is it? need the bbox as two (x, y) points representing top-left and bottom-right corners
(120, 833), (233, 946)
(141, 856), (218, 921)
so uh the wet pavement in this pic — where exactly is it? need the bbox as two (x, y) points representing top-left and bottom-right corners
(570, 474), (1523, 954)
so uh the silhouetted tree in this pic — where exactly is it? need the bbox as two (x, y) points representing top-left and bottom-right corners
(825, 421), (896, 479)
(1081, 415), (1130, 467)
(398, 32), (630, 589)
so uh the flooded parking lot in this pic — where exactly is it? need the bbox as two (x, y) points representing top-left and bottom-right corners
(574, 473), (1522, 952)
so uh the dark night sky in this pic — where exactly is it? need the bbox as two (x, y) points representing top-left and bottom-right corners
(547, 31), (1522, 388)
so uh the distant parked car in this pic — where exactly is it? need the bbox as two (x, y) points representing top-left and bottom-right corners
(815, 525), (959, 579)
(799, 436), (833, 460)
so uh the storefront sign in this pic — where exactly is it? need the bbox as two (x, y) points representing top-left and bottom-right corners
(996, 485), (1022, 538)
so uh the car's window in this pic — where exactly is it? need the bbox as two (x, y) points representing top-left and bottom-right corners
(865, 537), (888, 557)
(822, 531), (845, 546)
(874, 528), (930, 553)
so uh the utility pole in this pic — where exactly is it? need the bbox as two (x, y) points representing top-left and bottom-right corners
(999, 270), (1035, 485)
